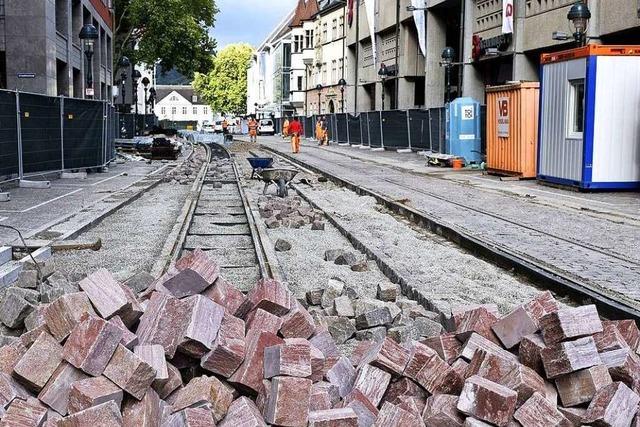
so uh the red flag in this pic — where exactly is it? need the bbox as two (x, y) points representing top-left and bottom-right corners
(348, 0), (354, 27)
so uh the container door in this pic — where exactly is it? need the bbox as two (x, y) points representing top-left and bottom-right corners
(539, 59), (586, 184)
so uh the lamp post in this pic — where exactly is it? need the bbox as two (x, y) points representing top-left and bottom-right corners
(441, 47), (455, 104)
(141, 77), (150, 115)
(79, 24), (99, 99)
(316, 84), (323, 115)
(149, 87), (156, 114)
(378, 64), (390, 110)
(338, 78), (347, 113)
(118, 56), (130, 111)
(567, 1), (591, 47)
(131, 69), (141, 136)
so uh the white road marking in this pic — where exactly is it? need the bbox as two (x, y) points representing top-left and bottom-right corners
(0, 217), (7, 222)
(20, 189), (83, 213)
(91, 173), (126, 186)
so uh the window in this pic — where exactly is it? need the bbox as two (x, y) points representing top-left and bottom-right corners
(171, 95), (178, 101)
(322, 63), (327, 85)
(297, 76), (303, 91)
(322, 23), (327, 43)
(293, 35), (303, 53)
(161, 107), (166, 115)
(193, 107), (198, 115)
(171, 107), (177, 115)
(331, 60), (337, 83)
(332, 19), (338, 40)
(192, 95), (198, 103)
(339, 58), (344, 77)
(567, 79), (585, 137)
(203, 107), (208, 115)
(305, 30), (314, 49)
(339, 16), (344, 37)
(182, 107), (187, 115)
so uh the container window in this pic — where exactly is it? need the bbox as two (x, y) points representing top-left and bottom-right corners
(567, 79), (585, 138)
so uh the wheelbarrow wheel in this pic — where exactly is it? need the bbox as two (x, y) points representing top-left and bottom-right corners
(277, 178), (288, 198)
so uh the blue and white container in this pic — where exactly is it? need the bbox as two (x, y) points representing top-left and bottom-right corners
(445, 97), (482, 164)
(538, 45), (640, 190)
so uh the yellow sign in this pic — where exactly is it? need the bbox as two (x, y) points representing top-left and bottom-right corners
(24, 112), (29, 118)
(68, 114), (74, 120)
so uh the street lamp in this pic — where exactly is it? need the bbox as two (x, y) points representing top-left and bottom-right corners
(149, 87), (156, 114)
(131, 69), (142, 136)
(141, 76), (150, 115)
(567, 1), (591, 47)
(338, 78), (347, 113)
(378, 64), (390, 110)
(79, 24), (99, 99)
(441, 47), (456, 104)
(118, 56), (130, 110)
(316, 84), (323, 115)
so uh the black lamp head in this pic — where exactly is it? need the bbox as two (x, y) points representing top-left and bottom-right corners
(567, 1), (591, 34)
(338, 78), (347, 87)
(316, 84), (323, 90)
(441, 47), (456, 64)
(79, 24), (99, 41)
(132, 69), (142, 82)
(119, 56), (131, 68)
(141, 76), (150, 87)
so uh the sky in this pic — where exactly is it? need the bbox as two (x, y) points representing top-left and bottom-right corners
(210, 0), (298, 50)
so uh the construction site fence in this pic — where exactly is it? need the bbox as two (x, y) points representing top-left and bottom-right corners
(273, 107), (487, 154)
(0, 89), (119, 183)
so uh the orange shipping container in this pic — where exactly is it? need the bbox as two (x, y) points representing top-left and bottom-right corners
(486, 82), (540, 179)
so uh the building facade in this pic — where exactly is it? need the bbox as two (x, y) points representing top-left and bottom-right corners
(155, 85), (213, 129)
(0, 0), (113, 99)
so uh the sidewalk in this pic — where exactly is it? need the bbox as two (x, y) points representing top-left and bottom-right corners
(251, 135), (640, 311)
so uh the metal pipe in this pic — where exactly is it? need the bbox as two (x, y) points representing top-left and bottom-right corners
(395, 0), (400, 110)
(60, 96), (65, 171)
(16, 90), (23, 181)
(458, 0), (465, 98)
(354, 0), (360, 113)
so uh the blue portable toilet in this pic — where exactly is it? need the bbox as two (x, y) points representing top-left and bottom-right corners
(445, 97), (482, 163)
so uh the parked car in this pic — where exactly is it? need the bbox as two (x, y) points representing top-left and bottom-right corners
(258, 119), (275, 136)
(214, 120), (224, 133)
(202, 122), (215, 134)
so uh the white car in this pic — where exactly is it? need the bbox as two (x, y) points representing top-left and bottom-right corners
(202, 122), (215, 133)
(258, 119), (275, 136)
(214, 120), (224, 133)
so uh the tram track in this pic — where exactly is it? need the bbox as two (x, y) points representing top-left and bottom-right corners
(257, 143), (640, 322)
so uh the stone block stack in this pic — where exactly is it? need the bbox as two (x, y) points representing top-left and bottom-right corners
(0, 248), (639, 426)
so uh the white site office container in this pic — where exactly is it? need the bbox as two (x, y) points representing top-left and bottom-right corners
(538, 45), (640, 190)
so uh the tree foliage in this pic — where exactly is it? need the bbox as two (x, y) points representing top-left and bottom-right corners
(193, 44), (254, 116)
(114, 0), (218, 79)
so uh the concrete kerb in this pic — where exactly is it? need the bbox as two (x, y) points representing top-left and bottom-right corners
(60, 171), (88, 180)
(19, 180), (51, 189)
(0, 193), (10, 202)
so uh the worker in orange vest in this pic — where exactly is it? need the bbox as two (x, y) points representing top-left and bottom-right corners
(248, 117), (258, 143)
(282, 117), (290, 139)
(289, 117), (303, 154)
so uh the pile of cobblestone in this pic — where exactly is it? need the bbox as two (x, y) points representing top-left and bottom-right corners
(258, 195), (326, 231)
(164, 146), (207, 186)
(0, 248), (639, 426)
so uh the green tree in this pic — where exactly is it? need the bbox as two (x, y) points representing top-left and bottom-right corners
(114, 0), (218, 78)
(193, 43), (254, 115)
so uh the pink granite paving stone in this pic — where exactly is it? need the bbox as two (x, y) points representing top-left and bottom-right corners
(264, 340), (312, 378)
(499, 363), (548, 406)
(599, 347), (640, 387)
(382, 377), (426, 406)
(247, 278), (292, 316)
(38, 361), (89, 415)
(63, 314), (123, 376)
(135, 292), (190, 358)
(264, 376), (313, 427)
(492, 306), (540, 349)
(152, 361), (182, 399)
(519, 333), (547, 374)
(539, 305), (603, 345)
(245, 307), (283, 337)
(200, 311), (246, 378)
(308, 407), (359, 427)
(229, 331), (283, 393)
(593, 322), (631, 352)
(455, 307), (500, 344)
(134, 344), (169, 383)
(452, 304), (500, 326)
(0, 340), (26, 375)
(218, 396), (267, 427)
(349, 340), (375, 367)
(422, 394), (464, 427)
(103, 344), (156, 400)
(78, 268), (130, 319)
(309, 330), (340, 358)
(584, 382), (640, 427)
(179, 294), (224, 358)
(43, 292), (96, 341)
(359, 336), (410, 376)
(13, 331), (63, 392)
(309, 341), (328, 382)
(171, 375), (234, 422)
(513, 392), (572, 427)
(373, 401), (424, 427)
(280, 300), (316, 339)
(349, 364), (391, 407)
(121, 388), (162, 427)
(325, 356), (356, 398)
(404, 341), (463, 395)
(202, 276), (252, 318)
(109, 315), (139, 349)
(168, 407), (217, 426)
(555, 365), (612, 407)
(0, 373), (30, 413)
(309, 381), (340, 411)
(459, 332), (519, 362)
(1, 398), (48, 426)
(57, 400), (123, 427)
(457, 375), (518, 427)
(344, 397), (378, 427)
(422, 332), (462, 364)
(605, 319), (640, 351)
(68, 376), (123, 414)
(540, 336), (601, 379)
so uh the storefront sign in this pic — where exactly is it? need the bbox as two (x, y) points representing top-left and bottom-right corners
(502, 0), (514, 34)
(497, 97), (510, 137)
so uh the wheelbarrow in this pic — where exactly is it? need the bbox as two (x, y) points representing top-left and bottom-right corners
(257, 168), (299, 198)
(247, 157), (274, 179)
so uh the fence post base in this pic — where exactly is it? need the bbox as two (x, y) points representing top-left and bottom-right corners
(359, 146), (370, 150)
(0, 193), (10, 202)
(397, 149), (412, 154)
(61, 171), (88, 180)
(371, 147), (385, 152)
(338, 142), (350, 146)
(99, 166), (109, 173)
(19, 180), (51, 189)
(350, 144), (362, 148)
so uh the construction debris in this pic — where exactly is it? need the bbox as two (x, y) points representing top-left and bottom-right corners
(1, 248), (640, 426)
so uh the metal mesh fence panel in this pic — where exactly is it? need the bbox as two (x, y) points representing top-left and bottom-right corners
(63, 98), (104, 169)
(0, 91), (18, 177)
(429, 107), (446, 153)
(20, 93), (62, 174)
(348, 113), (361, 145)
(304, 116), (313, 138)
(381, 110), (409, 150)
(409, 109), (431, 150)
(480, 105), (487, 155)
(368, 112), (382, 148)
(120, 114), (135, 139)
(335, 113), (348, 143)
(360, 113), (370, 147)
